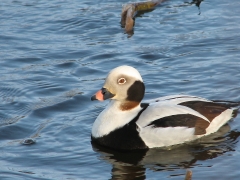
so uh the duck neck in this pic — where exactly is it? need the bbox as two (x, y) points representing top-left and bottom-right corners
(119, 101), (140, 111)
(92, 100), (142, 138)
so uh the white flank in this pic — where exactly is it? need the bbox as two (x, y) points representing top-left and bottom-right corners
(139, 126), (197, 148)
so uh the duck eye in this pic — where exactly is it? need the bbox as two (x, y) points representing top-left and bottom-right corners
(117, 78), (126, 85)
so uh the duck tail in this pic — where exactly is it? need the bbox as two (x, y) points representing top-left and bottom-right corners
(212, 100), (240, 108)
(212, 100), (240, 118)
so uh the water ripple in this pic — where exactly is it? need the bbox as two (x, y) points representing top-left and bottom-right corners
(0, 0), (240, 179)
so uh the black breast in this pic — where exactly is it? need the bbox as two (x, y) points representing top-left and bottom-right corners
(91, 104), (149, 151)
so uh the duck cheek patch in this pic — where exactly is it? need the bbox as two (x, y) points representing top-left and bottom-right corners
(127, 81), (145, 102)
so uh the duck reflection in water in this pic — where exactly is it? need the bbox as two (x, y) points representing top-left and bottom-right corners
(92, 124), (240, 180)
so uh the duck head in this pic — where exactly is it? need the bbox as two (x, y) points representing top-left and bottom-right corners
(91, 66), (145, 109)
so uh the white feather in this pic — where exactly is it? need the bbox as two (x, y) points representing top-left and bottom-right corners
(137, 98), (234, 148)
(108, 65), (143, 82)
(92, 100), (142, 138)
(206, 109), (234, 134)
(136, 102), (210, 128)
(146, 94), (211, 104)
(139, 126), (197, 148)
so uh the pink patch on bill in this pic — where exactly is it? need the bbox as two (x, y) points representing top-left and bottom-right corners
(95, 90), (104, 101)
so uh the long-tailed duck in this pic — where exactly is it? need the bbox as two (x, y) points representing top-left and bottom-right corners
(91, 65), (238, 150)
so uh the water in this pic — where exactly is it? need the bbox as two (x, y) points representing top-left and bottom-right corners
(0, 0), (240, 179)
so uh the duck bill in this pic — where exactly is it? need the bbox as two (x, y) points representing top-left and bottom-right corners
(91, 88), (115, 101)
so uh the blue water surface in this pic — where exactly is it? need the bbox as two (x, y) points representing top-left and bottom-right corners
(0, 0), (240, 179)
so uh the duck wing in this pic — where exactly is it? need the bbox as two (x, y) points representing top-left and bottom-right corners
(136, 95), (235, 147)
